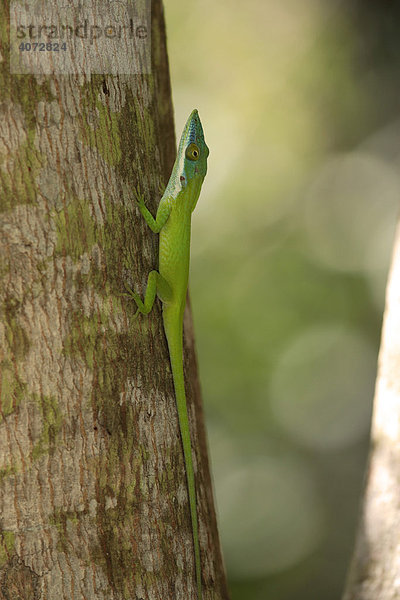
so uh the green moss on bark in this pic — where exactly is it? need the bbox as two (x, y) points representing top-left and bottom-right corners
(54, 194), (139, 296)
(3, 298), (30, 360)
(0, 362), (25, 422)
(78, 77), (158, 195)
(32, 395), (63, 460)
(79, 94), (122, 166)
(1, 299), (29, 421)
(50, 509), (81, 555)
(0, 4), (54, 213)
(0, 531), (15, 567)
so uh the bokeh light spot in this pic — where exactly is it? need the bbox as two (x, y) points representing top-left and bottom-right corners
(270, 326), (376, 449)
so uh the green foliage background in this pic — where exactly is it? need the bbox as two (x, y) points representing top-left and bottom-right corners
(165, 2), (400, 598)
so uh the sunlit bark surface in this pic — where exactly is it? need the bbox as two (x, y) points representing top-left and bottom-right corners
(342, 222), (400, 600)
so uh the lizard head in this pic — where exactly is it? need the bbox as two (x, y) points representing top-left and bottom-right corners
(177, 109), (209, 195)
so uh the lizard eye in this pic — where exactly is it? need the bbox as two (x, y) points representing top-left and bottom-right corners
(185, 143), (200, 161)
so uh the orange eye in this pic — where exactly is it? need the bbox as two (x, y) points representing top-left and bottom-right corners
(185, 143), (200, 161)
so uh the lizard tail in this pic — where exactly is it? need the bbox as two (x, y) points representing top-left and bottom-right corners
(163, 307), (202, 600)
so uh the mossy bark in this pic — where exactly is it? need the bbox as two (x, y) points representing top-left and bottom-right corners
(342, 222), (400, 600)
(0, 1), (228, 598)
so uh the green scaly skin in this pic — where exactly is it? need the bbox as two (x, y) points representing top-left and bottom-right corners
(126, 109), (209, 599)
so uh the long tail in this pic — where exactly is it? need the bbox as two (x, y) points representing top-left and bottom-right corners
(163, 307), (202, 599)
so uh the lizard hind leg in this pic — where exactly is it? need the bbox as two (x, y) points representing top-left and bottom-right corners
(124, 270), (172, 317)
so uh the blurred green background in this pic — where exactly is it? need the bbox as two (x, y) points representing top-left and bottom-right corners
(165, 2), (400, 599)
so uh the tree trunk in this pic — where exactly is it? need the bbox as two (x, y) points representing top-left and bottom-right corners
(0, 1), (228, 598)
(342, 221), (400, 600)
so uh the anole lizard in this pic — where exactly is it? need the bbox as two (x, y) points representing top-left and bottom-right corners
(126, 109), (209, 599)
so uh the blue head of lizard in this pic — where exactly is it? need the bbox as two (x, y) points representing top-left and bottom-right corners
(172, 109), (209, 211)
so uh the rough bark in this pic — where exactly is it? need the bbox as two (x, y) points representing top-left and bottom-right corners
(0, 1), (228, 598)
(342, 221), (400, 600)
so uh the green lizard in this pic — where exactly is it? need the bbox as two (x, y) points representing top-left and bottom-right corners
(126, 109), (209, 599)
